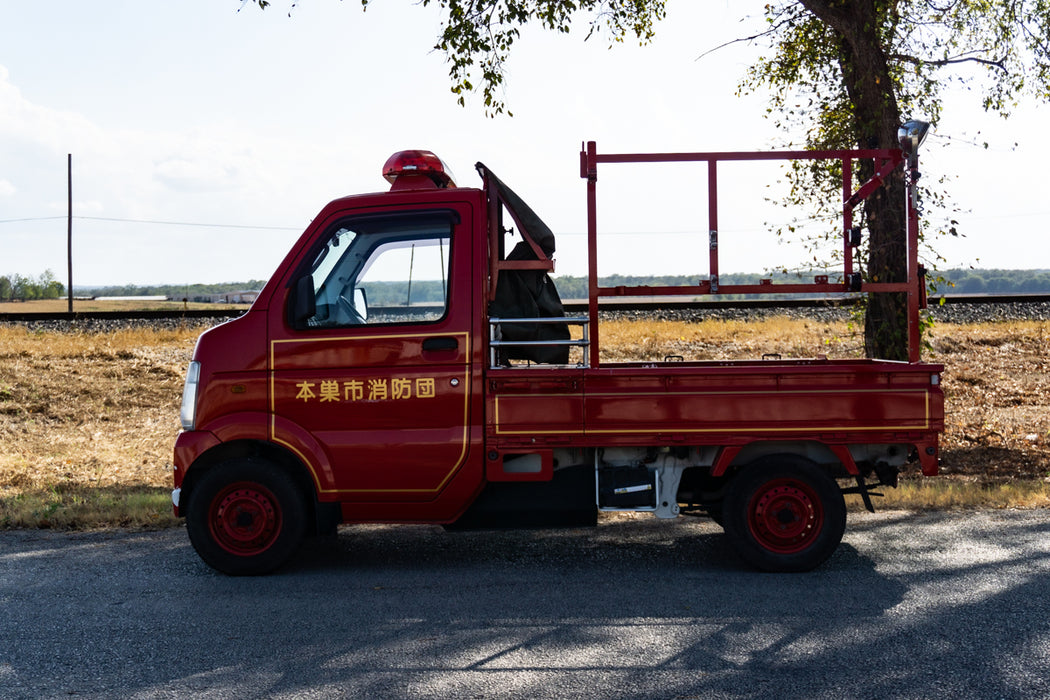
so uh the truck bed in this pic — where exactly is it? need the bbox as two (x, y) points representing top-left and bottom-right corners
(487, 358), (943, 472)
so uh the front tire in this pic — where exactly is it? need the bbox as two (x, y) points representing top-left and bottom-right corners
(723, 455), (846, 572)
(186, 459), (308, 576)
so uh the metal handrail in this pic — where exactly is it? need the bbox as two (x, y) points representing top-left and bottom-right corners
(489, 315), (590, 369)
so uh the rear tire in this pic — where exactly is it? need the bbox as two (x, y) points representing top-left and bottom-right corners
(706, 502), (725, 528)
(186, 459), (308, 576)
(723, 455), (846, 572)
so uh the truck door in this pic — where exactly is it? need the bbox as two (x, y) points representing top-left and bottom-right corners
(267, 205), (476, 502)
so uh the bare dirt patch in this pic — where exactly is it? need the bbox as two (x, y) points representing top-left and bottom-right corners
(925, 321), (1050, 482)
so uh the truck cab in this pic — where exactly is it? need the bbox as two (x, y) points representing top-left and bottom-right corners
(174, 139), (943, 575)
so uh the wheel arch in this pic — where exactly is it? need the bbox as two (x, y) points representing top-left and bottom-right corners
(179, 439), (331, 534)
(713, 440), (858, 479)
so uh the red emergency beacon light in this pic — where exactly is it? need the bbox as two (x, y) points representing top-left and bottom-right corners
(382, 149), (456, 190)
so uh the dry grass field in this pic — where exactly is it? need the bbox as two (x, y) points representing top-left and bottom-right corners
(0, 313), (1047, 529)
(0, 323), (203, 528)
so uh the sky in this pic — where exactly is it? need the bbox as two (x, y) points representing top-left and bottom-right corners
(1, 0), (1048, 287)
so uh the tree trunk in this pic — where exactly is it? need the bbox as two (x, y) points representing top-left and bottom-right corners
(799, 0), (909, 360)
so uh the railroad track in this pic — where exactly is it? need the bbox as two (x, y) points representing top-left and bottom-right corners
(1, 293), (1049, 324)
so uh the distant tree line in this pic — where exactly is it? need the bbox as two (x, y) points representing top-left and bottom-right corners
(938, 269), (1050, 295)
(357, 269), (1050, 306)
(40, 268), (1050, 306)
(551, 269), (1050, 300)
(75, 281), (269, 299)
(550, 273), (805, 300)
(0, 270), (65, 301)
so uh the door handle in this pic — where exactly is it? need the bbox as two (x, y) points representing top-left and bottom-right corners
(422, 336), (459, 352)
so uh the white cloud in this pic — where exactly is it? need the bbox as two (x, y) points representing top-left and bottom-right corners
(0, 179), (14, 197)
(0, 66), (106, 157)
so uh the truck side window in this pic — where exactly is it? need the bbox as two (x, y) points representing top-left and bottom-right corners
(295, 211), (456, 329)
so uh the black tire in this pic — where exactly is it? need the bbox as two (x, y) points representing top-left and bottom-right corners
(707, 502), (725, 528)
(186, 459), (309, 576)
(723, 455), (846, 572)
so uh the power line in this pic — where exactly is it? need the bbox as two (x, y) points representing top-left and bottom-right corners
(0, 215), (301, 231)
(0, 216), (65, 224)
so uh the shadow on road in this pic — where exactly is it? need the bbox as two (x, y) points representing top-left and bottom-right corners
(3, 512), (1050, 699)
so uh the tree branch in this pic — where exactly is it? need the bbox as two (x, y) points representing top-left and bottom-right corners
(1020, 20), (1050, 62)
(892, 51), (1008, 71)
(695, 15), (797, 61)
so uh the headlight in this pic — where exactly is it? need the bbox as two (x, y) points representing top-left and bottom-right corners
(179, 361), (201, 431)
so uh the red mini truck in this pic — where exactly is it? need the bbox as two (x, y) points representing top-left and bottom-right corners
(174, 130), (943, 575)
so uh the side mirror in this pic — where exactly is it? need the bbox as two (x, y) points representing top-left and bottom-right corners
(354, 288), (368, 322)
(290, 275), (316, 325)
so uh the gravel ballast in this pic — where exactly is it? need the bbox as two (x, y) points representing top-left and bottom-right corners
(3, 299), (1048, 334)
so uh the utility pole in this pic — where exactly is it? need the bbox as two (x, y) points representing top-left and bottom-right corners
(67, 154), (73, 313)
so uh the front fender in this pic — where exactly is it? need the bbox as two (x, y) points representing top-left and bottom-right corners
(179, 410), (337, 496)
(172, 429), (220, 517)
(173, 411), (273, 483)
(174, 429), (221, 487)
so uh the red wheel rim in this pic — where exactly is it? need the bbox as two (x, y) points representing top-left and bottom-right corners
(208, 482), (281, 556)
(746, 478), (824, 554)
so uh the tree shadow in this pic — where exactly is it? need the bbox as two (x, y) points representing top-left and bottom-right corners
(4, 512), (1050, 699)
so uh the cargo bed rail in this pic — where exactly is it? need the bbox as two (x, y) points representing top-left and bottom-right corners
(579, 142), (925, 365)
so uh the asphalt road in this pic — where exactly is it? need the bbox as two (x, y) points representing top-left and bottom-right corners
(3, 510), (1050, 699)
